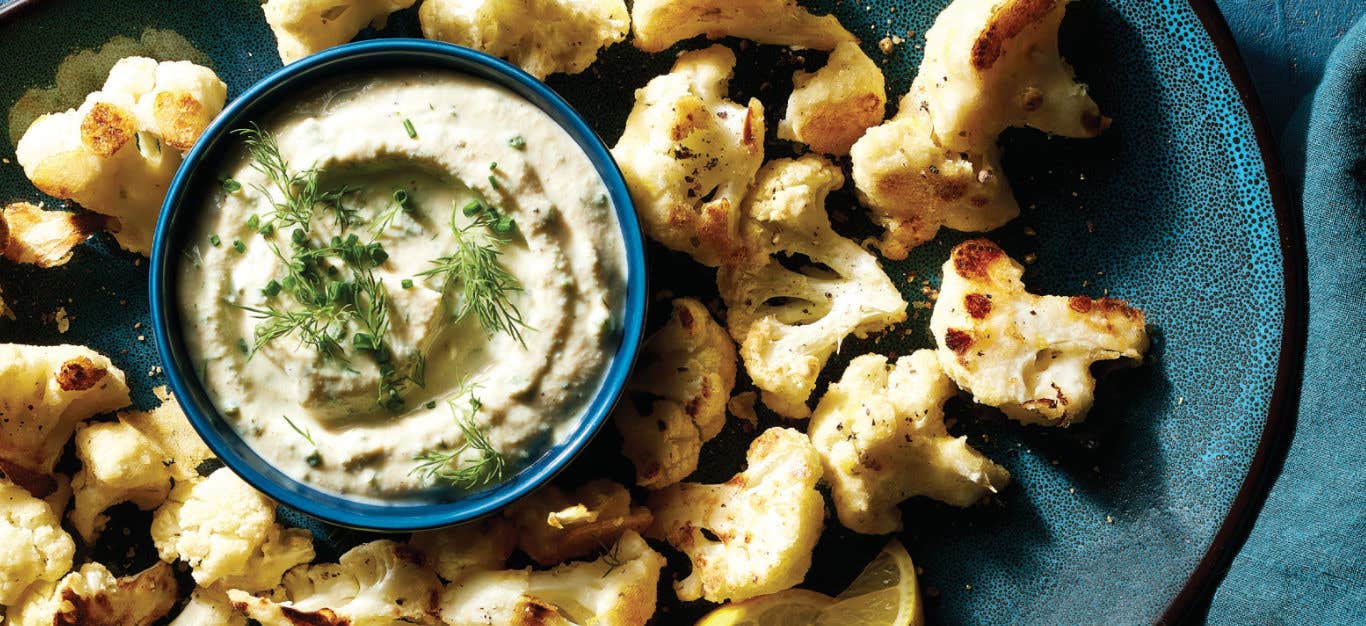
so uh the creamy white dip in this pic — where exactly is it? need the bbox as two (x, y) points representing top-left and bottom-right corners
(178, 71), (626, 499)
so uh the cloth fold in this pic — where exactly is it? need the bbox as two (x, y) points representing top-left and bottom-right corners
(1207, 13), (1366, 625)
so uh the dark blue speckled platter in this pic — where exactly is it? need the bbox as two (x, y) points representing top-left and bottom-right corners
(0, 1), (1300, 624)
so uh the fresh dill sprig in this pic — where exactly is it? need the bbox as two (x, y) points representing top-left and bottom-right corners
(233, 125), (360, 231)
(417, 203), (529, 346)
(600, 541), (625, 578)
(240, 303), (349, 361)
(410, 390), (507, 490)
(282, 414), (323, 467)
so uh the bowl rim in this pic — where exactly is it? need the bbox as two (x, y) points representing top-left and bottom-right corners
(148, 38), (648, 531)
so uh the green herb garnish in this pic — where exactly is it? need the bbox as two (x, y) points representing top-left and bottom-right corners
(232, 240), (246, 254)
(410, 389), (507, 490)
(507, 135), (525, 150)
(209, 234), (222, 247)
(417, 204), (528, 346)
(221, 177), (242, 192)
(403, 118), (417, 139)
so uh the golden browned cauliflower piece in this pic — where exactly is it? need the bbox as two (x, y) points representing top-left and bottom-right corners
(809, 350), (1010, 534)
(151, 468), (315, 592)
(611, 45), (765, 266)
(914, 0), (1107, 153)
(14, 57), (226, 255)
(717, 156), (907, 418)
(228, 540), (442, 626)
(615, 298), (737, 488)
(0, 202), (100, 268)
(5, 561), (178, 626)
(118, 386), (216, 481)
(169, 586), (247, 626)
(262, 0), (417, 64)
(438, 530), (665, 626)
(0, 478), (75, 606)
(419, 0), (629, 79)
(647, 427), (824, 602)
(408, 516), (516, 585)
(69, 420), (174, 543)
(505, 479), (652, 567)
(0, 344), (130, 493)
(778, 42), (887, 156)
(631, 0), (857, 53)
(849, 100), (1017, 260)
(931, 239), (1149, 426)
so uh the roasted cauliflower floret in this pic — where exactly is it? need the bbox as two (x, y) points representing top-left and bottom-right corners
(849, 103), (1017, 260)
(70, 420), (173, 543)
(118, 386), (216, 481)
(14, 57), (225, 255)
(262, 0), (417, 64)
(914, 0), (1107, 153)
(631, 0), (857, 53)
(809, 351), (1010, 534)
(778, 42), (887, 156)
(5, 562), (177, 626)
(615, 298), (737, 488)
(506, 479), (652, 567)
(151, 468), (315, 591)
(647, 427), (824, 602)
(438, 530), (665, 626)
(0, 202), (99, 268)
(931, 239), (1149, 426)
(717, 156), (907, 418)
(0, 479), (75, 606)
(611, 45), (764, 266)
(169, 586), (247, 626)
(420, 0), (629, 79)
(409, 516), (517, 583)
(228, 539), (442, 626)
(0, 344), (130, 494)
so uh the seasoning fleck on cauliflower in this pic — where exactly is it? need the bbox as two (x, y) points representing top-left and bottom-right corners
(0, 478), (75, 606)
(648, 427), (825, 603)
(809, 351), (1010, 534)
(169, 586), (246, 626)
(631, 0), (857, 53)
(438, 530), (665, 626)
(70, 420), (173, 543)
(615, 298), (737, 488)
(0, 344), (130, 496)
(931, 239), (1149, 426)
(849, 104), (1016, 259)
(14, 57), (226, 255)
(506, 479), (652, 567)
(778, 42), (887, 156)
(913, 0), (1107, 153)
(409, 516), (516, 583)
(611, 45), (764, 267)
(228, 539), (442, 626)
(420, 0), (629, 79)
(119, 386), (216, 481)
(151, 468), (314, 592)
(262, 0), (417, 64)
(5, 561), (177, 626)
(717, 156), (907, 418)
(0, 202), (100, 268)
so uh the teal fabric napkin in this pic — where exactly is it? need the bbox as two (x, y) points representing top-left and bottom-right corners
(1208, 13), (1366, 624)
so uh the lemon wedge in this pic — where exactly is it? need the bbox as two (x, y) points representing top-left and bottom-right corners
(694, 539), (922, 626)
(816, 538), (922, 626)
(695, 589), (836, 626)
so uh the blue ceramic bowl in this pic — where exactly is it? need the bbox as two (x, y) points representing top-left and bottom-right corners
(147, 39), (647, 531)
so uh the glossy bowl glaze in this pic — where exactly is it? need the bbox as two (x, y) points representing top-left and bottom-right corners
(147, 39), (647, 531)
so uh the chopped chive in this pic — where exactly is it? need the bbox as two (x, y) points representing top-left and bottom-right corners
(259, 223), (275, 236)
(232, 240), (246, 254)
(393, 188), (410, 210)
(401, 278), (414, 290)
(291, 228), (307, 245)
(306, 451), (322, 467)
(209, 234), (222, 247)
(236, 338), (249, 354)
(353, 332), (378, 351)
(489, 161), (498, 170)
(220, 177), (242, 192)
(507, 135), (525, 150)
(492, 215), (515, 235)
(403, 118), (417, 139)
(462, 200), (485, 217)
(488, 175), (501, 190)
(247, 214), (260, 230)
(425, 400), (437, 409)
(262, 280), (282, 297)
